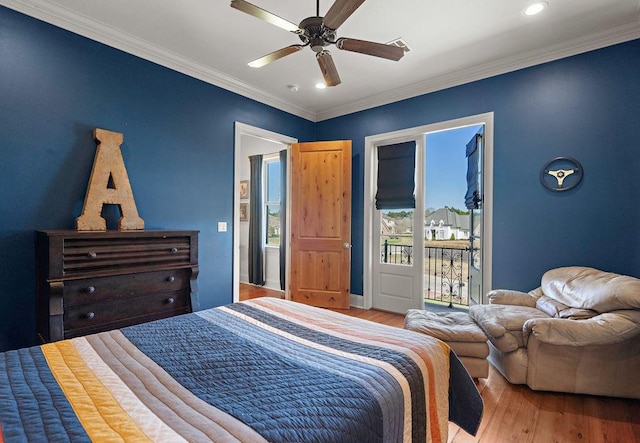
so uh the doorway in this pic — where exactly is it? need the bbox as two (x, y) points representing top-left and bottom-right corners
(233, 123), (297, 302)
(363, 113), (493, 313)
(424, 125), (483, 308)
(233, 124), (352, 309)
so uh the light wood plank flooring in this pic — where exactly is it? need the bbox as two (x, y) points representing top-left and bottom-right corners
(239, 284), (640, 442)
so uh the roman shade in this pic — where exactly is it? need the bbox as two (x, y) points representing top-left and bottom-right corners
(465, 130), (483, 209)
(375, 141), (416, 210)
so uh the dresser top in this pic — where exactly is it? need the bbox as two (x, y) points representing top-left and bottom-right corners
(37, 230), (199, 238)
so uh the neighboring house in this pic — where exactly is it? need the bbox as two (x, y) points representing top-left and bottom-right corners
(380, 216), (396, 235)
(424, 207), (470, 241)
(381, 214), (412, 234)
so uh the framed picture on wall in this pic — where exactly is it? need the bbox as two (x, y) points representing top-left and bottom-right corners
(239, 180), (249, 199)
(239, 202), (248, 221)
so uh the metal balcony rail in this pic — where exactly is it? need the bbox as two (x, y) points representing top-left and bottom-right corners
(425, 246), (470, 308)
(380, 241), (470, 307)
(381, 239), (413, 265)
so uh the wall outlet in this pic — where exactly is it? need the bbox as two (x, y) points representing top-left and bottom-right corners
(217, 221), (227, 232)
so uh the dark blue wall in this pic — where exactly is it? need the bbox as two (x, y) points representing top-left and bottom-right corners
(0, 6), (315, 351)
(2, 5), (639, 352)
(317, 39), (640, 296)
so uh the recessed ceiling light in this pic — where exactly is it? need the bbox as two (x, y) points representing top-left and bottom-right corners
(287, 84), (300, 92)
(315, 82), (326, 89)
(524, 1), (548, 16)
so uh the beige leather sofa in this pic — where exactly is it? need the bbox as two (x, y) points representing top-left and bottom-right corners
(469, 266), (640, 399)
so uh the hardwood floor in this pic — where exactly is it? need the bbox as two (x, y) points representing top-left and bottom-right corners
(239, 284), (640, 442)
(239, 283), (285, 300)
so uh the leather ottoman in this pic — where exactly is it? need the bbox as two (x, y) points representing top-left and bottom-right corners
(405, 310), (489, 379)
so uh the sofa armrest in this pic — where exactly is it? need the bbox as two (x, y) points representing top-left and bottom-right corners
(487, 288), (540, 307)
(523, 311), (640, 347)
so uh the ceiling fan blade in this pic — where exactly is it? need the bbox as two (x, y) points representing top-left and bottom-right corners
(323, 0), (366, 30)
(317, 51), (341, 87)
(248, 45), (304, 68)
(230, 0), (302, 34)
(336, 38), (405, 61)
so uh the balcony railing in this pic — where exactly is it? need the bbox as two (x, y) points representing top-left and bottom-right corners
(381, 239), (413, 265)
(380, 241), (470, 307)
(424, 246), (470, 307)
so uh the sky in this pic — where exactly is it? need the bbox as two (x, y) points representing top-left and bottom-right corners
(266, 159), (281, 202)
(424, 124), (483, 211)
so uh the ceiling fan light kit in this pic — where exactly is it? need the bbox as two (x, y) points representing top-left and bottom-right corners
(524, 1), (549, 16)
(230, 0), (405, 87)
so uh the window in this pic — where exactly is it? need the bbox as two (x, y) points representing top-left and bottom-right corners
(379, 209), (414, 265)
(264, 156), (281, 246)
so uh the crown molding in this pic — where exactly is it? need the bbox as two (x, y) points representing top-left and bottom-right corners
(315, 20), (640, 121)
(0, 0), (317, 122)
(2, 0), (638, 123)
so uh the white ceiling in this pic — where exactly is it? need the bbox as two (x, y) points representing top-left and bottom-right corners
(2, 0), (639, 121)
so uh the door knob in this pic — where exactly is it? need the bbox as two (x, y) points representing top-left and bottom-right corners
(343, 242), (351, 249)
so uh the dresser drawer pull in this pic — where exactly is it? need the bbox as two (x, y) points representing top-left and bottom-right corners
(85, 312), (95, 320)
(165, 297), (175, 304)
(87, 252), (97, 259)
(166, 276), (175, 283)
(170, 247), (178, 254)
(85, 286), (96, 294)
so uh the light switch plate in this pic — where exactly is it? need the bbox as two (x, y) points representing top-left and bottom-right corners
(217, 221), (227, 232)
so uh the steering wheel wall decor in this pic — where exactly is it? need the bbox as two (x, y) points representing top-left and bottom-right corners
(540, 157), (583, 192)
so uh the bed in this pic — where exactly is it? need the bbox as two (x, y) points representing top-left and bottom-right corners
(0, 298), (483, 442)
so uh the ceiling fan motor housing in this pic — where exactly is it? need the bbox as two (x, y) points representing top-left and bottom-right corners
(299, 16), (336, 52)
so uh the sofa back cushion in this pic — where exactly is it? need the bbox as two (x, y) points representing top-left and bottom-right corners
(542, 267), (640, 313)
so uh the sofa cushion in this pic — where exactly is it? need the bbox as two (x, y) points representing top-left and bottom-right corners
(536, 295), (569, 317)
(536, 295), (598, 320)
(469, 305), (549, 353)
(542, 267), (640, 313)
(557, 307), (598, 320)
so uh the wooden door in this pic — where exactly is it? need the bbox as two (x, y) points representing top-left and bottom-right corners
(289, 141), (351, 309)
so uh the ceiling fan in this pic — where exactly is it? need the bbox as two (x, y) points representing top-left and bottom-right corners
(230, 0), (405, 87)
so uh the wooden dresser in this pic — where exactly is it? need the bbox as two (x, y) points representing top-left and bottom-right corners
(36, 230), (199, 342)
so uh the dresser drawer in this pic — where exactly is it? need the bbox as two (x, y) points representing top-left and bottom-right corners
(63, 290), (189, 337)
(62, 234), (193, 277)
(64, 269), (190, 307)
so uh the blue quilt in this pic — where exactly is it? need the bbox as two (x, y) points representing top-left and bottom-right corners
(0, 298), (482, 442)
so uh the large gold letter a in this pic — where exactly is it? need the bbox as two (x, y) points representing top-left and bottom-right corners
(76, 128), (145, 231)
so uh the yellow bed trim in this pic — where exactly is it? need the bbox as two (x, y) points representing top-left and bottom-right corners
(42, 340), (151, 442)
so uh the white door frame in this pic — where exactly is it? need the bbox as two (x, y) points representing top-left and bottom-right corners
(363, 113), (494, 309)
(233, 122), (297, 302)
